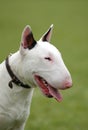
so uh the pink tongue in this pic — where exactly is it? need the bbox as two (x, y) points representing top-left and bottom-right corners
(48, 86), (63, 102)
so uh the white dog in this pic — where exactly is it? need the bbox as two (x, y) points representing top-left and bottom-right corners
(0, 25), (72, 130)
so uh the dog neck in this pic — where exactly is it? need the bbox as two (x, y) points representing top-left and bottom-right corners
(5, 55), (31, 89)
(5, 51), (35, 89)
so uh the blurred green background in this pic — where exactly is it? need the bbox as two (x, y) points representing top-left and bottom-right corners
(0, 0), (88, 130)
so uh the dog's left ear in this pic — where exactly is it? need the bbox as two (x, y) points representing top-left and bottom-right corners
(21, 25), (36, 49)
(39, 24), (53, 42)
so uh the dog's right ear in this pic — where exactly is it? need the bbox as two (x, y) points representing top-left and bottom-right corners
(20, 25), (36, 52)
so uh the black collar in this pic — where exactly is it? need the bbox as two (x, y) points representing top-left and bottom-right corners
(5, 56), (31, 89)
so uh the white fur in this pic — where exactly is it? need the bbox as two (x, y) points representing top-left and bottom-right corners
(0, 25), (72, 130)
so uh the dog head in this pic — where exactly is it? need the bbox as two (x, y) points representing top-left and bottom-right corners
(19, 25), (72, 102)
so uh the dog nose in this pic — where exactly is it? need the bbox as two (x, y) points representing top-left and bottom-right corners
(64, 79), (72, 88)
(64, 80), (72, 88)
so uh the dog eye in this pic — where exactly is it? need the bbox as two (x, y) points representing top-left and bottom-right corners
(44, 57), (52, 61)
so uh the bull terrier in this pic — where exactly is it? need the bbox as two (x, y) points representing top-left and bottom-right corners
(0, 24), (72, 130)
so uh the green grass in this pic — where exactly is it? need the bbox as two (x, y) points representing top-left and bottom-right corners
(0, 0), (88, 130)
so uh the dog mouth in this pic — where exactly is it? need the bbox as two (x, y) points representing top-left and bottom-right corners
(34, 75), (63, 102)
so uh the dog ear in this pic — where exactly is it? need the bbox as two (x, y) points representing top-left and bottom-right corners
(21, 25), (36, 49)
(39, 24), (53, 42)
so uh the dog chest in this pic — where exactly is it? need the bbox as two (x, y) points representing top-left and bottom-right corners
(0, 87), (34, 130)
